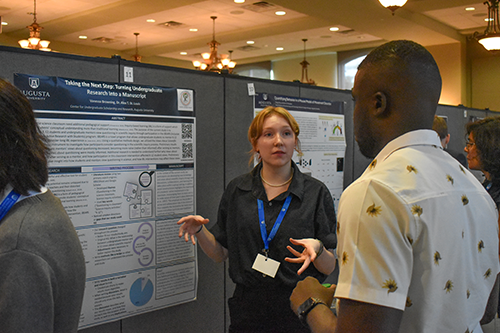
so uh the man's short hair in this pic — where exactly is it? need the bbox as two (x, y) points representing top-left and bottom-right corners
(433, 115), (448, 140)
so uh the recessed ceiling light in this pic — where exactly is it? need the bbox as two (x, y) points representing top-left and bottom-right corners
(247, 40), (255, 44)
(234, 0), (245, 3)
(276, 47), (284, 51)
(1, 22), (7, 26)
(275, 11), (286, 16)
(79, 36), (88, 39)
(330, 27), (339, 32)
(465, 7), (475, 11)
(189, 28), (198, 32)
(180, 52), (187, 55)
(147, 19), (156, 23)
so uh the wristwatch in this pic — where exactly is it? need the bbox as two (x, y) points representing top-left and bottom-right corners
(297, 297), (327, 326)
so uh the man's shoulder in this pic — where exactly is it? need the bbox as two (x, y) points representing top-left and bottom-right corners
(350, 145), (479, 198)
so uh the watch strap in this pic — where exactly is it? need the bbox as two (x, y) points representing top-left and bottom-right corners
(297, 297), (327, 326)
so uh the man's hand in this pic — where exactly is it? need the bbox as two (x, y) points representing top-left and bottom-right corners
(290, 276), (336, 313)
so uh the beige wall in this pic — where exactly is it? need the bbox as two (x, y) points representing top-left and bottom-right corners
(7, 30), (500, 112)
(427, 43), (465, 107)
(271, 53), (338, 88)
(471, 56), (500, 111)
(271, 45), (467, 109)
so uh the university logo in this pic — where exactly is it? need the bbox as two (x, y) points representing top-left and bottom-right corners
(29, 77), (40, 89)
(180, 91), (191, 106)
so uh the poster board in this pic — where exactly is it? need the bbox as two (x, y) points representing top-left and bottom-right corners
(254, 93), (346, 209)
(14, 73), (198, 329)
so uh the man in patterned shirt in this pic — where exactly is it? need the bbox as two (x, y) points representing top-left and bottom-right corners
(290, 40), (499, 333)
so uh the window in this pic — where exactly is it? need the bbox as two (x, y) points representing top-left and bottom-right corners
(338, 54), (366, 90)
(234, 61), (271, 79)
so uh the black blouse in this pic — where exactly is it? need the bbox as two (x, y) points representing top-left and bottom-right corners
(210, 162), (337, 288)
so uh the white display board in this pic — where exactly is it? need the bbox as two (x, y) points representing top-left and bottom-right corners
(15, 74), (198, 329)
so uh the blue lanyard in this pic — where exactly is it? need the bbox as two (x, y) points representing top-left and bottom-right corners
(257, 195), (292, 252)
(0, 190), (20, 221)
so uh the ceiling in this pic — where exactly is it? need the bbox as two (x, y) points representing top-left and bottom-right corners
(0, 0), (493, 65)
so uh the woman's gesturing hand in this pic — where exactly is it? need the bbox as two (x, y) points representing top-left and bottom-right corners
(285, 238), (323, 275)
(177, 215), (209, 245)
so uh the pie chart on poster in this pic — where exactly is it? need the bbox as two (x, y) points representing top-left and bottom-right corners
(130, 277), (154, 307)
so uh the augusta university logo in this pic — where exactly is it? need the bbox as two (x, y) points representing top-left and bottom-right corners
(23, 77), (50, 100)
(29, 77), (40, 89)
(180, 91), (191, 106)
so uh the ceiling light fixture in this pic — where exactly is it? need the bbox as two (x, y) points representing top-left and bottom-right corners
(18, 0), (51, 51)
(132, 32), (142, 62)
(300, 39), (316, 85)
(378, 0), (408, 15)
(473, 0), (500, 51)
(192, 16), (236, 73)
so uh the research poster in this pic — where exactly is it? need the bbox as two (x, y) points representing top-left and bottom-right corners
(254, 93), (346, 210)
(15, 74), (198, 329)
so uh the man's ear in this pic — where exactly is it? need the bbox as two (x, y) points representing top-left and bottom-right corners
(373, 91), (387, 116)
(444, 134), (450, 146)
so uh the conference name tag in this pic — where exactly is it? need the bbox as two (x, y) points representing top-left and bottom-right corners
(252, 253), (280, 278)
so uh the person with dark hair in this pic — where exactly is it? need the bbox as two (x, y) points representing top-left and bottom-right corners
(0, 78), (86, 332)
(465, 116), (500, 324)
(178, 106), (337, 333)
(290, 40), (499, 333)
(432, 115), (467, 167)
(465, 116), (500, 212)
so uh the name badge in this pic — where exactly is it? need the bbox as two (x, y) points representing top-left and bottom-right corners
(252, 253), (280, 278)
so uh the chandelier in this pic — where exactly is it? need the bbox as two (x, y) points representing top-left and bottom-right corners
(192, 16), (236, 73)
(379, 0), (408, 15)
(132, 32), (142, 62)
(473, 0), (500, 51)
(18, 0), (51, 51)
(300, 39), (316, 85)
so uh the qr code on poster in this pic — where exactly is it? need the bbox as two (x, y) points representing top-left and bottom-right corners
(182, 123), (193, 139)
(182, 143), (193, 159)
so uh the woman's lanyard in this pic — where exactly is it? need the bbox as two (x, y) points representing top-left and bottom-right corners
(257, 195), (292, 257)
(0, 190), (20, 222)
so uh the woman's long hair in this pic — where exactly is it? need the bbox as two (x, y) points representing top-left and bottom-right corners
(0, 79), (50, 195)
